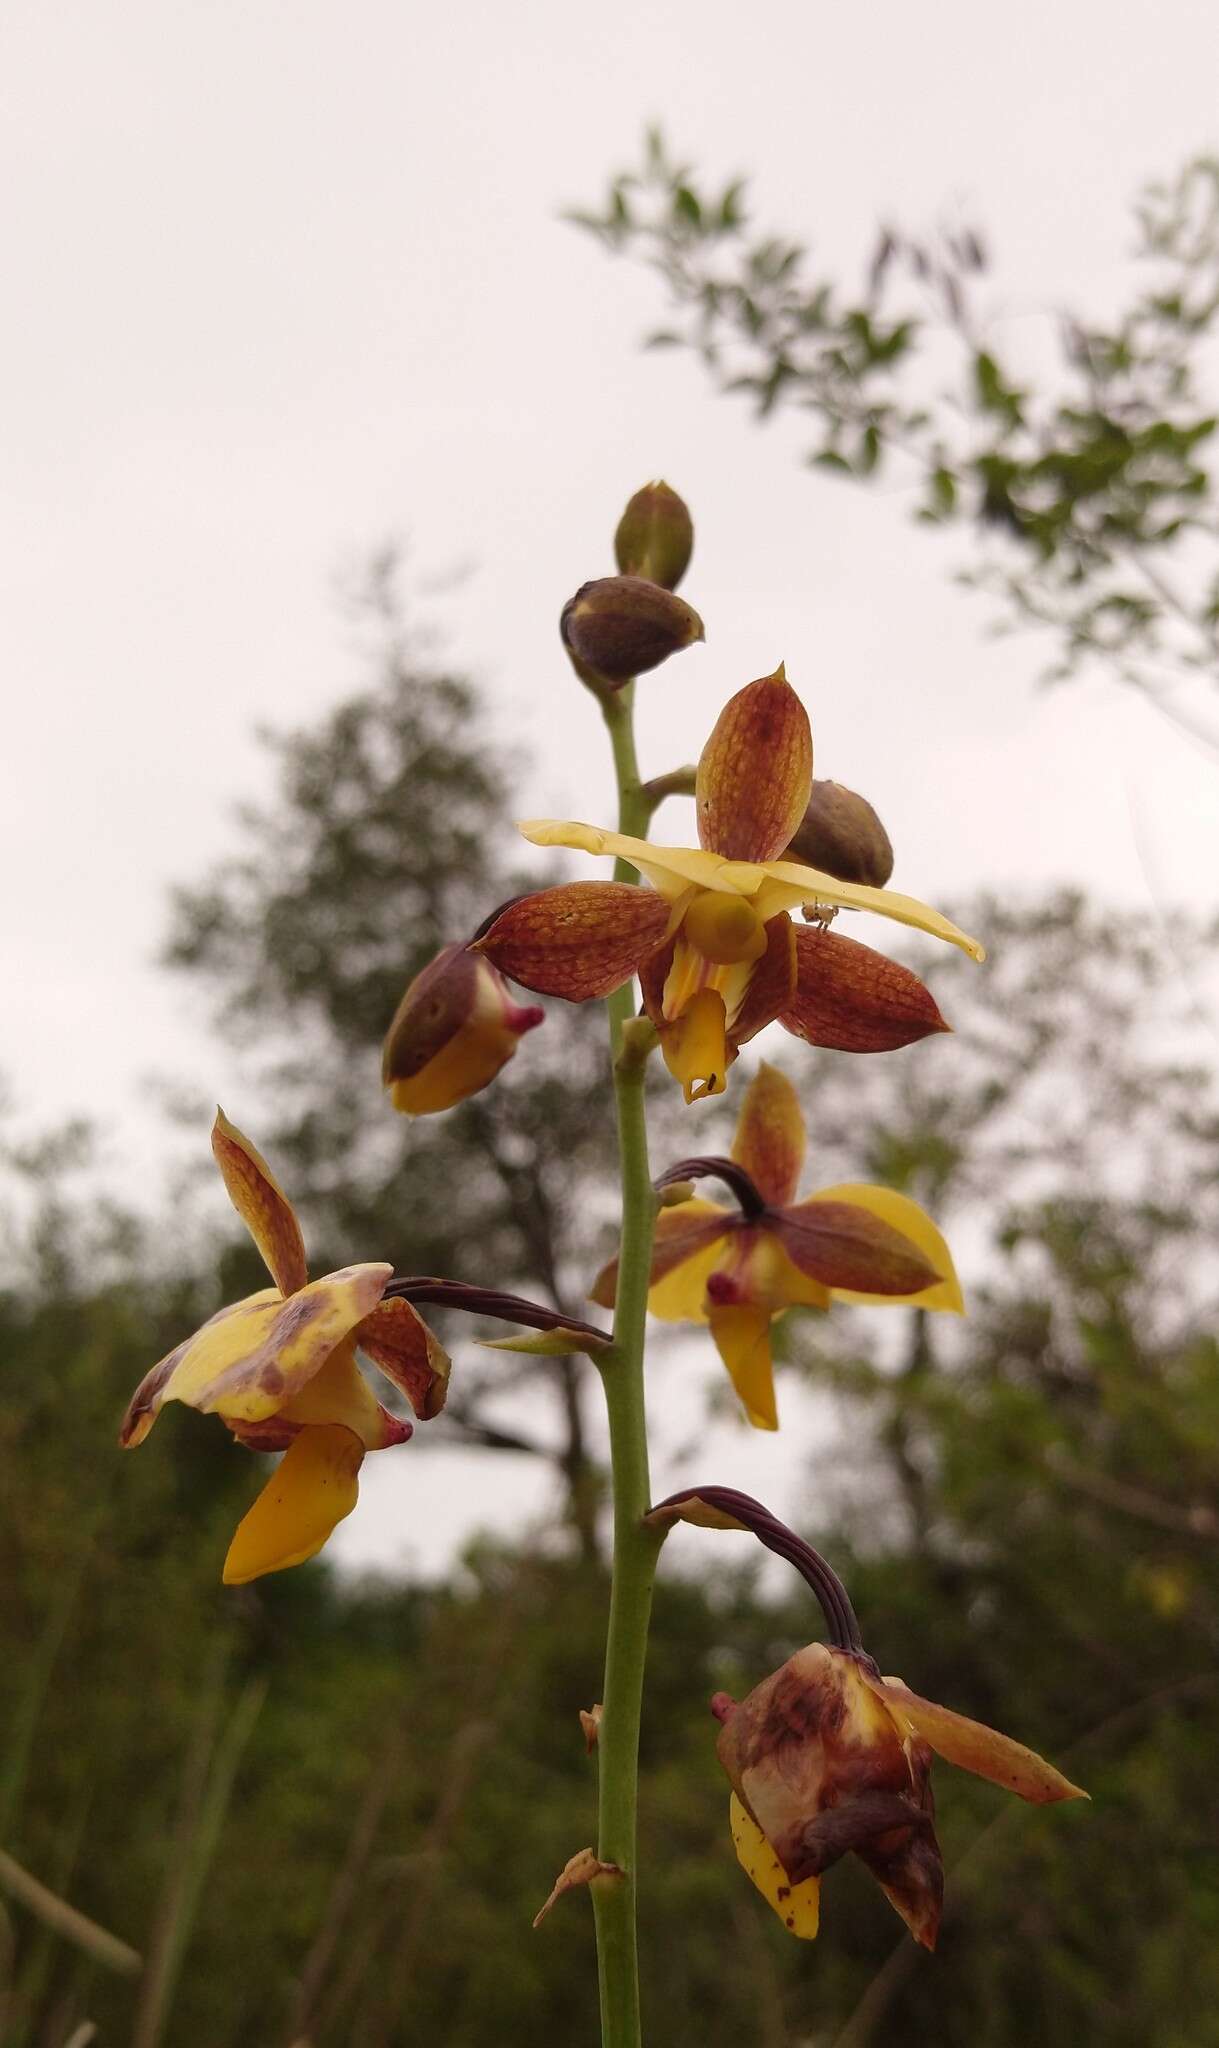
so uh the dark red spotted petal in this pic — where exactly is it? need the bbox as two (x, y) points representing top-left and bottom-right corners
(729, 916), (798, 1049)
(780, 926), (950, 1053)
(696, 671), (813, 861)
(474, 883), (671, 1002)
(772, 1202), (941, 1294)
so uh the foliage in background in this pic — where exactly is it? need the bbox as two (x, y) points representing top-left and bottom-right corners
(6, 584), (1218, 2042)
(4, 888), (1218, 2044)
(574, 136), (1219, 710)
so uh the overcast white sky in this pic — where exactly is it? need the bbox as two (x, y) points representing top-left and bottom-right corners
(4, 0), (1218, 1576)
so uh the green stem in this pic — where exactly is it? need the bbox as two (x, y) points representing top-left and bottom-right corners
(591, 682), (663, 2048)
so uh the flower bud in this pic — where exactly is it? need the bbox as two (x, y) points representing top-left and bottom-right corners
(561, 576), (705, 686)
(382, 945), (543, 1116)
(613, 480), (694, 590)
(784, 780), (894, 887)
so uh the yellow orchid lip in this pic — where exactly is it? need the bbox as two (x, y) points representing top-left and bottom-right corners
(517, 819), (985, 962)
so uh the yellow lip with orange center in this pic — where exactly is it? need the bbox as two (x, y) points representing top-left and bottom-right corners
(659, 891), (772, 1101)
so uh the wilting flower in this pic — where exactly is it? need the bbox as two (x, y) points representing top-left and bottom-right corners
(714, 1641), (1086, 1947)
(592, 1063), (960, 1429)
(119, 1113), (449, 1585)
(382, 941), (544, 1116)
(475, 668), (981, 1103)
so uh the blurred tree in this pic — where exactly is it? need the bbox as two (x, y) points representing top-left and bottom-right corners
(4, 893), (1219, 2044)
(575, 136), (1219, 715)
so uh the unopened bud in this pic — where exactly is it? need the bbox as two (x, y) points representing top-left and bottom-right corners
(561, 576), (704, 686)
(382, 945), (543, 1116)
(785, 780), (894, 887)
(614, 480), (694, 590)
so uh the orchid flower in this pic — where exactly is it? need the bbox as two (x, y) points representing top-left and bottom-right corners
(120, 1112), (448, 1584)
(647, 1488), (1086, 1949)
(476, 669), (982, 1103)
(716, 1642), (1085, 1947)
(592, 1063), (961, 1429)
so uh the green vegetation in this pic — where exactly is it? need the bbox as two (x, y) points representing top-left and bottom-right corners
(575, 137), (1219, 709)
(4, 611), (1217, 2044)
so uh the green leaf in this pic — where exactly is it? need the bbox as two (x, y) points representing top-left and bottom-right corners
(718, 180), (746, 231)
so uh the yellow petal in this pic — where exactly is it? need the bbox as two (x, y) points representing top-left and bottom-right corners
(803, 1186), (964, 1312)
(389, 1014), (519, 1115)
(517, 821), (986, 964)
(275, 1339), (409, 1449)
(643, 1206), (733, 1323)
(660, 988), (730, 1102)
(729, 1794), (820, 1939)
(518, 820), (763, 903)
(131, 1264), (392, 1431)
(211, 1110), (308, 1296)
(222, 1423), (363, 1584)
(709, 1305), (779, 1430)
(593, 1199), (730, 1321)
(751, 861), (986, 961)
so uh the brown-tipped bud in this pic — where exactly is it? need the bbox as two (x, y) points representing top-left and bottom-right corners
(614, 480), (694, 589)
(382, 944), (543, 1116)
(785, 780), (894, 887)
(561, 576), (704, 686)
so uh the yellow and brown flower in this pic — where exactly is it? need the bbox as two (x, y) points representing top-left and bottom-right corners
(382, 940), (544, 1116)
(714, 1641), (1086, 1947)
(119, 1112), (449, 1584)
(475, 669), (981, 1103)
(592, 1063), (961, 1430)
